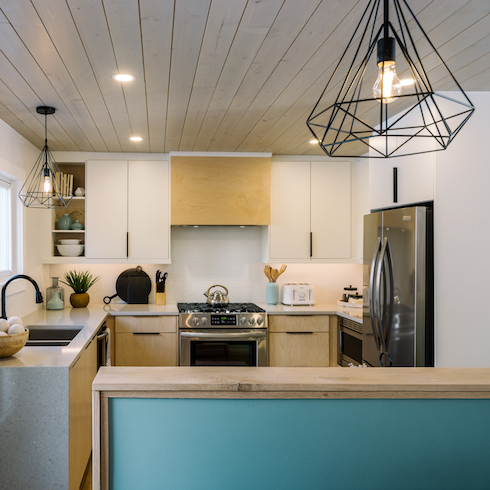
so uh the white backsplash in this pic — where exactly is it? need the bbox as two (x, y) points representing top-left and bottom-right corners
(48, 226), (362, 306)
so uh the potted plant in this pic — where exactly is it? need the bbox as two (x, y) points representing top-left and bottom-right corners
(60, 270), (99, 308)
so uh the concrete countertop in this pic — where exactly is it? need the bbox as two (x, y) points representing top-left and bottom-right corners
(261, 302), (363, 323)
(0, 302), (359, 368)
(0, 303), (179, 369)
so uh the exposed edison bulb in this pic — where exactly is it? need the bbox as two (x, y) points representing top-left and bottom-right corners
(373, 60), (402, 103)
(43, 168), (51, 193)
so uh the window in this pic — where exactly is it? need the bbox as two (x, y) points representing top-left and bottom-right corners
(0, 167), (22, 286)
(0, 178), (12, 280)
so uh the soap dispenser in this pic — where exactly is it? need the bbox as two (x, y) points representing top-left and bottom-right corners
(46, 277), (65, 310)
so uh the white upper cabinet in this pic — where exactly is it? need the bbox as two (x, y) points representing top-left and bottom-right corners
(85, 160), (170, 262)
(269, 160), (351, 261)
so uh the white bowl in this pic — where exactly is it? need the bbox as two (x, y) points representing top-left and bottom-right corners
(59, 239), (82, 245)
(56, 244), (84, 257)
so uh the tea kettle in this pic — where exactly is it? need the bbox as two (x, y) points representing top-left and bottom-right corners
(204, 285), (229, 305)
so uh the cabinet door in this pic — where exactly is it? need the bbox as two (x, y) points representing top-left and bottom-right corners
(128, 161), (170, 260)
(269, 332), (329, 367)
(115, 332), (178, 366)
(311, 161), (351, 258)
(270, 161), (311, 259)
(115, 316), (178, 366)
(86, 160), (128, 258)
(69, 338), (97, 489)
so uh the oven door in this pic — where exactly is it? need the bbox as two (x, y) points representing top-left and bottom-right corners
(180, 329), (267, 367)
(338, 321), (363, 366)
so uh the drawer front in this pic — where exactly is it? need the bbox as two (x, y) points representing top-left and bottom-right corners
(268, 332), (329, 367)
(115, 332), (178, 366)
(268, 315), (329, 333)
(115, 316), (177, 333)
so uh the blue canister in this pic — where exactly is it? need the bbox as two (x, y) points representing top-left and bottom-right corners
(266, 282), (279, 305)
(58, 213), (73, 230)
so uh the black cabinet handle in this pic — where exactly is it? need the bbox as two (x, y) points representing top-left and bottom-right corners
(286, 331), (313, 334)
(310, 232), (313, 258)
(132, 332), (160, 335)
(126, 232), (129, 257)
(393, 167), (398, 203)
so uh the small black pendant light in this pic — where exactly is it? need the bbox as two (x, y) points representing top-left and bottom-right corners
(307, 0), (475, 158)
(18, 106), (73, 208)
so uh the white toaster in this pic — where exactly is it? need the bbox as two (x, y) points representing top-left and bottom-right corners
(281, 283), (315, 305)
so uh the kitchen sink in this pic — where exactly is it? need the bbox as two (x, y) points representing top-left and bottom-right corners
(25, 325), (84, 346)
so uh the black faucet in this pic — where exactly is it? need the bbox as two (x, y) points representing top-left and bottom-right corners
(1, 274), (43, 319)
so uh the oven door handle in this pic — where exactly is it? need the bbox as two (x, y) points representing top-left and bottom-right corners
(180, 331), (266, 340)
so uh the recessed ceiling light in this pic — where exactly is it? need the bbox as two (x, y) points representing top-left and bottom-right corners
(129, 136), (143, 142)
(309, 139), (319, 144)
(112, 74), (135, 82)
(400, 79), (415, 86)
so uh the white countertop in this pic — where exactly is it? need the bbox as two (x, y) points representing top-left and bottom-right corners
(260, 302), (363, 323)
(0, 302), (360, 369)
(0, 303), (179, 369)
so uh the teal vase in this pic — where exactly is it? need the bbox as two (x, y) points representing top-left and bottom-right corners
(46, 291), (64, 310)
(58, 214), (73, 230)
(266, 282), (279, 305)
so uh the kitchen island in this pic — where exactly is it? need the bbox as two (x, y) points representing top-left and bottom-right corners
(93, 366), (490, 490)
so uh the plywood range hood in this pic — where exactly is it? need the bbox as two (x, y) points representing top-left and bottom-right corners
(171, 156), (271, 226)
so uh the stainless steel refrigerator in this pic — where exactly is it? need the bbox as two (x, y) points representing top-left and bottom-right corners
(363, 206), (434, 367)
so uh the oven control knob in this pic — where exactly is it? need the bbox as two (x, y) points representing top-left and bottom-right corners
(257, 317), (263, 326)
(240, 316), (247, 324)
(248, 317), (256, 325)
(192, 317), (199, 326)
(200, 317), (207, 325)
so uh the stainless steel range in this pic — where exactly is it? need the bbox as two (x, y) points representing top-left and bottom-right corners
(178, 303), (267, 367)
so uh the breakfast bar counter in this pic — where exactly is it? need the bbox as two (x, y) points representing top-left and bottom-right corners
(93, 367), (490, 489)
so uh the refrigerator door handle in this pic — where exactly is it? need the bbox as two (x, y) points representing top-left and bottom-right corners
(369, 237), (382, 350)
(375, 237), (395, 366)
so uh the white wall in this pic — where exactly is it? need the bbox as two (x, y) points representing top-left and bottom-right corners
(434, 91), (490, 367)
(49, 226), (363, 305)
(0, 118), (47, 319)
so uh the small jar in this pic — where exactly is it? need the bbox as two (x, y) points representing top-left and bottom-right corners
(58, 213), (73, 230)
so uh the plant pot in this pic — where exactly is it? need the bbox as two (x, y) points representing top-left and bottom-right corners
(70, 293), (90, 308)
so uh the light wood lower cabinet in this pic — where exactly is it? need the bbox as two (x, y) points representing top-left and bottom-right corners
(69, 336), (97, 489)
(268, 315), (330, 367)
(115, 316), (178, 366)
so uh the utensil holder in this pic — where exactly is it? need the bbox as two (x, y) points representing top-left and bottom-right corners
(266, 282), (279, 305)
(156, 292), (166, 305)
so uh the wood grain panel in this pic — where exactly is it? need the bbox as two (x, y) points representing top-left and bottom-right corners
(268, 315), (329, 333)
(92, 366), (490, 397)
(115, 316), (177, 334)
(171, 156), (271, 225)
(69, 338), (97, 490)
(115, 332), (178, 366)
(269, 332), (330, 367)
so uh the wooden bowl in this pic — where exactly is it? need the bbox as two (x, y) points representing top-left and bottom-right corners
(0, 328), (29, 358)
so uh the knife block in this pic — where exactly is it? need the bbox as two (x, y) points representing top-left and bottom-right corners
(156, 292), (166, 305)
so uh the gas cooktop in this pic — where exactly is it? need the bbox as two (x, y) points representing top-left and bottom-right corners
(177, 302), (265, 314)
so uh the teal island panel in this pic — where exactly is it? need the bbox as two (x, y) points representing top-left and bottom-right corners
(109, 398), (490, 490)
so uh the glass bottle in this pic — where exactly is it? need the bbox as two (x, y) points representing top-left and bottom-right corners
(46, 277), (65, 309)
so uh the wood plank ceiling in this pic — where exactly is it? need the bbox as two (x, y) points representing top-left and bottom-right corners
(0, 0), (488, 156)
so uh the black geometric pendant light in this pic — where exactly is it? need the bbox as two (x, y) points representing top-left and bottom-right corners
(18, 106), (73, 208)
(307, 0), (475, 158)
